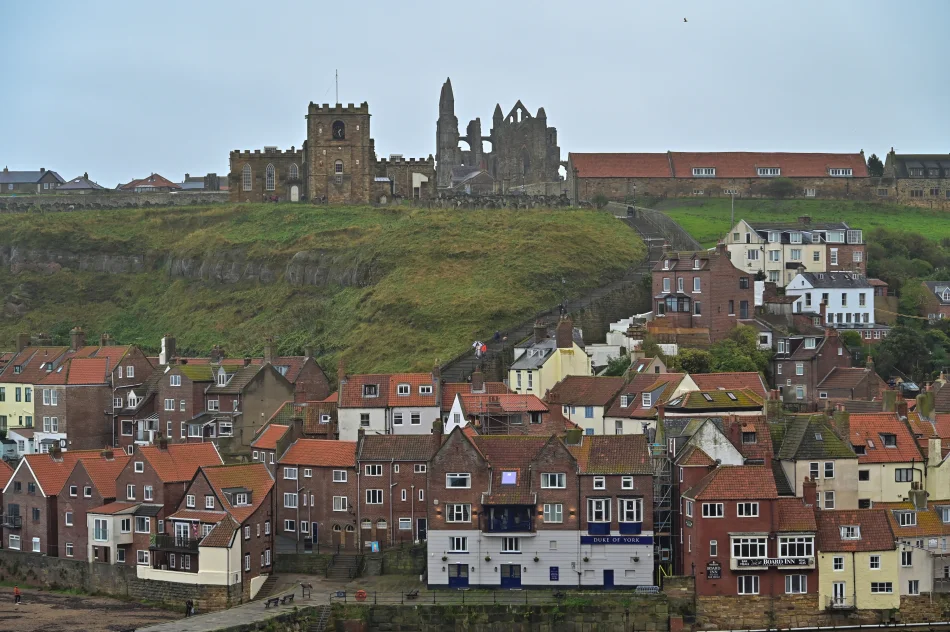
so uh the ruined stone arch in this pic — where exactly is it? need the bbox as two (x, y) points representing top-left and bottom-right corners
(520, 148), (531, 176)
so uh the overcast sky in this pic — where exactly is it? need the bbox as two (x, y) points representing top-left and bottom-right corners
(2, 0), (947, 187)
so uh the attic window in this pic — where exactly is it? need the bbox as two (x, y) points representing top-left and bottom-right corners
(275, 365), (289, 376)
(805, 338), (816, 349)
(702, 393), (714, 402)
(363, 384), (379, 397)
(741, 431), (756, 444)
(620, 395), (629, 408)
(867, 439), (876, 449)
(663, 260), (670, 270)
(13, 366), (21, 374)
(881, 434), (897, 448)
(419, 385), (433, 395)
(939, 507), (950, 523)
(217, 371), (227, 387)
(896, 511), (916, 527)
(693, 259), (701, 269)
(501, 471), (517, 485)
(397, 384), (410, 396)
(815, 432), (823, 441)
(854, 445), (866, 455)
(642, 393), (652, 408)
(840, 526), (860, 540)
(320, 414), (331, 424)
(726, 392), (738, 401)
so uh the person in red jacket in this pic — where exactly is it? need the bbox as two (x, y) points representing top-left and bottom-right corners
(14, 586), (21, 605)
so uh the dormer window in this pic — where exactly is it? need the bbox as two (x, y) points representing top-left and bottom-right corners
(939, 507), (950, 523)
(790, 232), (802, 244)
(854, 445), (866, 455)
(692, 167), (715, 177)
(363, 384), (379, 397)
(805, 338), (816, 349)
(13, 366), (21, 374)
(881, 433), (897, 448)
(693, 259), (701, 270)
(829, 168), (853, 177)
(419, 385), (433, 395)
(840, 526), (860, 540)
(908, 167), (924, 177)
(757, 167), (780, 177)
(942, 289), (950, 302)
(397, 383), (410, 396)
(663, 260), (670, 270)
(896, 511), (916, 527)
(642, 392), (652, 408)
(768, 231), (780, 243)
(217, 370), (227, 387)
(235, 493), (249, 506)
(320, 414), (331, 424)
(620, 395), (629, 408)
(742, 431), (756, 444)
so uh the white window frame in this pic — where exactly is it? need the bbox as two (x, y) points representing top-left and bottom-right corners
(702, 502), (724, 518)
(333, 470), (348, 483)
(543, 503), (563, 523)
(446, 473), (471, 488)
(737, 502), (759, 517)
(541, 473), (566, 489)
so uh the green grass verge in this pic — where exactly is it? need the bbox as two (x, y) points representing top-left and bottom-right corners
(654, 198), (950, 247)
(0, 204), (645, 373)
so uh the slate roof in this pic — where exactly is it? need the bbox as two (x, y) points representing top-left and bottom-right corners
(793, 272), (872, 289)
(176, 364), (215, 382)
(775, 416), (856, 460)
(279, 438), (357, 467)
(168, 509), (228, 522)
(568, 434), (652, 475)
(358, 434), (440, 462)
(0, 169), (65, 184)
(923, 282), (950, 305)
(839, 399), (885, 414)
(819, 367), (873, 390)
(202, 462), (273, 523)
(545, 376), (624, 407)
(849, 413), (922, 464)
(691, 373), (768, 399)
(776, 497), (817, 531)
(816, 509), (896, 552)
(206, 364), (270, 394)
(58, 176), (106, 191)
(877, 501), (950, 538)
(684, 465), (778, 500)
(138, 443), (223, 483)
(509, 339), (558, 370)
(250, 424), (290, 451)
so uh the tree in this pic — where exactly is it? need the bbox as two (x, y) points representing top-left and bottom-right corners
(709, 341), (760, 372)
(840, 330), (863, 349)
(873, 326), (940, 384)
(602, 355), (631, 377)
(867, 153), (884, 177)
(591, 194), (609, 209)
(675, 348), (713, 374)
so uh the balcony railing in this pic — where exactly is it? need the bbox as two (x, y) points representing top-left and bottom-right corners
(2, 515), (22, 529)
(482, 507), (534, 533)
(150, 534), (200, 551)
(829, 596), (853, 610)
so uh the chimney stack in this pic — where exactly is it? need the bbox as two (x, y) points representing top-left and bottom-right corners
(909, 484), (928, 511)
(160, 335), (177, 365)
(799, 215), (812, 225)
(534, 321), (547, 345)
(337, 357), (347, 385)
(100, 448), (114, 461)
(803, 476), (818, 508)
(471, 368), (485, 392)
(555, 316), (573, 349)
(69, 327), (86, 351)
(16, 333), (30, 352)
(243, 355), (251, 367)
(432, 361), (441, 384)
(209, 345), (224, 363)
(304, 346), (314, 359)
(100, 333), (113, 347)
(40, 167), (45, 173)
(896, 398), (908, 419)
(716, 242), (727, 255)
(832, 408), (851, 443)
(263, 336), (275, 364)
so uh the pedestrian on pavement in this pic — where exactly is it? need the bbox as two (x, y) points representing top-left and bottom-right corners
(14, 586), (21, 605)
(493, 330), (501, 343)
(185, 599), (193, 617)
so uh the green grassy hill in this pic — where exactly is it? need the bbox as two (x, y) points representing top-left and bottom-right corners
(0, 204), (645, 372)
(656, 199), (950, 247)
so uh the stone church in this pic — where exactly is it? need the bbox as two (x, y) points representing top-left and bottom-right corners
(435, 78), (562, 193)
(230, 102), (435, 205)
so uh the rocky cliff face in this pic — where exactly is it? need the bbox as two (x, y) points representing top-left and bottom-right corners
(0, 245), (380, 289)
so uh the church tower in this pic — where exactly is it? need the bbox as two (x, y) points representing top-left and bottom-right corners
(435, 78), (461, 189)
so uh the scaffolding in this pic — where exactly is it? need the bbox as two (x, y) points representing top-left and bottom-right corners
(651, 441), (674, 584)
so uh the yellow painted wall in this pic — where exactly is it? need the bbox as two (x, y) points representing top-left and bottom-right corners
(508, 343), (591, 399)
(0, 382), (36, 429)
(856, 462), (918, 504)
(817, 549), (900, 610)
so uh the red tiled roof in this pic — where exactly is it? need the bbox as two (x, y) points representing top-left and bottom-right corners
(684, 465), (777, 500)
(691, 373), (768, 399)
(570, 153), (672, 178)
(67, 358), (110, 385)
(441, 382), (509, 411)
(201, 515), (238, 547)
(0, 460), (14, 489)
(669, 152), (869, 178)
(338, 374), (390, 408)
(459, 393), (548, 415)
(570, 434), (652, 475)
(676, 444), (715, 467)
(1, 347), (69, 383)
(121, 173), (180, 190)
(279, 438), (357, 467)
(850, 413), (922, 464)
(250, 424), (290, 450)
(201, 462), (273, 523)
(321, 392), (339, 403)
(721, 415), (773, 460)
(138, 443), (223, 483)
(271, 357), (306, 383)
(877, 501), (950, 537)
(605, 373), (686, 419)
(545, 376), (625, 407)
(79, 453), (132, 498)
(776, 497), (818, 532)
(818, 367), (873, 390)
(21, 450), (106, 496)
(387, 373), (439, 407)
(816, 509), (896, 552)
(88, 501), (139, 515)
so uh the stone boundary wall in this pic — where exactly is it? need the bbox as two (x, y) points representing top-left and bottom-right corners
(418, 193), (579, 209)
(0, 191), (229, 212)
(0, 548), (240, 611)
(274, 552), (332, 574)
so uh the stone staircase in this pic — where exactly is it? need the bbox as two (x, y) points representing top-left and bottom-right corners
(309, 604), (332, 632)
(255, 574), (279, 600)
(326, 553), (361, 581)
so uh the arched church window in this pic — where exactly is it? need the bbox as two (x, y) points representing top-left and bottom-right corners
(242, 164), (252, 191)
(265, 164), (275, 191)
(289, 164), (298, 180)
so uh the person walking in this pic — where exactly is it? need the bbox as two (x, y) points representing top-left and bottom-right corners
(13, 586), (21, 605)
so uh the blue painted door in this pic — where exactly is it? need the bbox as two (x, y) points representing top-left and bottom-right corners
(604, 569), (615, 588)
(448, 564), (469, 588)
(500, 564), (522, 589)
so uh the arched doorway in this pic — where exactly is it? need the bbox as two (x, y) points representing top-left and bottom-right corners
(290, 185), (299, 202)
(331, 524), (342, 549)
(344, 524), (356, 549)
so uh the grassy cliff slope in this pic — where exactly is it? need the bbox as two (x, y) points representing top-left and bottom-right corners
(0, 205), (645, 372)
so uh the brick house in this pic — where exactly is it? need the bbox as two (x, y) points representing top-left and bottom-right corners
(35, 358), (112, 451)
(567, 151), (869, 204)
(356, 434), (439, 548)
(141, 463), (275, 601)
(650, 244), (754, 344)
(921, 282), (950, 322)
(443, 392), (550, 435)
(844, 412), (923, 506)
(0, 167), (65, 194)
(276, 438), (358, 551)
(2, 449), (105, 555)
(92, 442), (222, 567)
(772, 329), (851, 410)
(816, 366), (887, 405)
(0, 460), (13, 547)
(773, 415), (859, 510)
(58, 449), (130, 560)
(428, 428), (654, 588)
(680, 465), (818, 598)
(337, 368), (441, 441)
(604, 373), (692, 435)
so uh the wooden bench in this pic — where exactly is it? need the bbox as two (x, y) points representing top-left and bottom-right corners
(280, 593), (295, 605)
(264, 597), (281, 608)
(405, 590), (419, 600)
